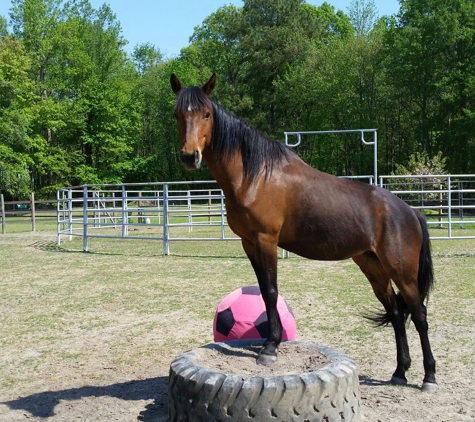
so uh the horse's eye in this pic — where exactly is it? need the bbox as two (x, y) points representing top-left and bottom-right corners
(204, 111), (211, 119)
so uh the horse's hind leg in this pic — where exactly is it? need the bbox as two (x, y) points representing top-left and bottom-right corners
(394, 283), (437, 392)
(376, 246), (437, 392)
(353, 252), (411, 384)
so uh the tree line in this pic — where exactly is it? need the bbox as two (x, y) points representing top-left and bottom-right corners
(1, 0), (474, 199)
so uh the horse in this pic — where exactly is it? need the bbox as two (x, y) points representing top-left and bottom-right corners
(170, 73), (437, 393)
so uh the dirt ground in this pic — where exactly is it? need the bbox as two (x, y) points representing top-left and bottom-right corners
(1, 319), (474, 422)
(196, 342), (331, 376)
(1, 232), (474, 421)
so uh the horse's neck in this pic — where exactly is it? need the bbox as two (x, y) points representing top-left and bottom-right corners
(203, 150), (246, 200)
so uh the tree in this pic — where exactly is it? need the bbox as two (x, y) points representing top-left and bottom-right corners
(0, 15), (8, 39)
(273, 3), (381, 176)
(382, 0), (475, 173)
(0, 36), (36, 198)
(187, 5), (249, 113)
(348, 0), (379, 37)
(7, 0), (143, 192)
(239, 0), (317, 135)
(132, 42), (162, 76)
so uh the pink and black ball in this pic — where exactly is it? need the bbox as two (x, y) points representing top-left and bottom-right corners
(213, 285), (297, 341)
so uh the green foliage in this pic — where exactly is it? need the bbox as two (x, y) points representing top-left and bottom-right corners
(0, 15), (7, 39)
(391, 151), (448, 201)
(2, 0), (143, 196)
(132, 42), (162, 76)
(394, 151), (447, 176)
(0, 144), (31, 197)
(0, 36), (36, 198)
(382, 0), (475, 173)
(274, 13), (381, 176)
(0, 0), (474, 200)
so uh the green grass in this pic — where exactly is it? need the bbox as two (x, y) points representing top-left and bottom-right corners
(0, 229), (474, 412)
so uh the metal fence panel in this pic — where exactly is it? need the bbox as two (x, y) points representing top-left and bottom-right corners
(57, 181), (240, 254)
(379, 174), (475, 239)
(56, 175), (475, 254)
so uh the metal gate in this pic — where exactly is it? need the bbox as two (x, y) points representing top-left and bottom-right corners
(379, 174), (475, 239)
(57, 175), (475, 254)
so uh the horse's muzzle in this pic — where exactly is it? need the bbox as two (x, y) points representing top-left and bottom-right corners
(181, 150), (201, 170)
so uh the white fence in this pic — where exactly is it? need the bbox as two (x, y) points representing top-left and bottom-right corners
(378, 174), (475, 239)
(57, 181), (239, 254)
(57, 175), (475, 254)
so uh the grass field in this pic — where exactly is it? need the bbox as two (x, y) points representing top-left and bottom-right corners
(0, 229), (474, 421)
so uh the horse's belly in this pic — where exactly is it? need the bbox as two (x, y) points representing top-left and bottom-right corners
(279, 241), (356, 260)
(278, 224), (370, 261)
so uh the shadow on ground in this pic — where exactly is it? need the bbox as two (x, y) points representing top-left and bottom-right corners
(1, 377), (168, 421)
(359, 375), (421, 390)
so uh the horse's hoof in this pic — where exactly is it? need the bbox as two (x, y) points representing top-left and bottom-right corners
(390, 376), (407, 386)
(421, 382), (438, 393)
(257, 353), (277, 366)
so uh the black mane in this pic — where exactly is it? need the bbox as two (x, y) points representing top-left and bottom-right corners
(176, 86), (290, 182)
(175, 86), (210, 115)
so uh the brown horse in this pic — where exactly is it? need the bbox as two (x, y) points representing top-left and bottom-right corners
(170, 73), (437, 392)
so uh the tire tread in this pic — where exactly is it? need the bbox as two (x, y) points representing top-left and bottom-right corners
(169, 340), (360, 422)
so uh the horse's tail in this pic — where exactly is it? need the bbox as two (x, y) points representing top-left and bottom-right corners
(366, 211), (435, 327)
(415, 210), (435, 304)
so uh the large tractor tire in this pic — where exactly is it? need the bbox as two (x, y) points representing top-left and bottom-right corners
(169, 340), (360, 421)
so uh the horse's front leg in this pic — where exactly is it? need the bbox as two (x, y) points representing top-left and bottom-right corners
(242, 236), (282, 365)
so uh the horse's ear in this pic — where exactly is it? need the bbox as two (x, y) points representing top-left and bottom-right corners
(170, 74), (183, 94)
(202, 73), (216, 96)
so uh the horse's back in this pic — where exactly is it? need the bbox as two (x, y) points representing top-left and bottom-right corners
(278, 160), (419, 261)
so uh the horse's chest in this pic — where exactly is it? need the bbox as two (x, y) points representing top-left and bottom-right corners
(224, 199), (275, 240)
(225, 204), (251, 238)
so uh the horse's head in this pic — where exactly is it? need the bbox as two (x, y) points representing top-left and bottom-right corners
(170, 73), (216, 171)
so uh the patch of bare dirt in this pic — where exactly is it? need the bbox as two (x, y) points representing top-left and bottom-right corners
(195, 342), (330, 376)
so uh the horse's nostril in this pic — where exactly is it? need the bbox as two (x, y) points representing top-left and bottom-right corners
(181, 150), (201, 169)
(181, 152), (191, 164)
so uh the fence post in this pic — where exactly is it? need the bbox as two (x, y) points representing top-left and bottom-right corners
(187, 190), (192, 233)
(112, 191), (118, 228)
(121, 185), (128, 238)
(68, 188), (73, 240)
(208, 190), (212, 223)
(93, 191), (98, 227)
(30, 192), (36, 232)
(138, 191), (143, 224)
(163, 183), (170, 255)
(157, 190), (161, 225)
(83, 186), (89, 252)
(1, 194), (5, 234)
(220, 189), (225, 239)
(447, 176), (452, 238)
(438, 182), (443, 229)
(56, 189), (61, 245)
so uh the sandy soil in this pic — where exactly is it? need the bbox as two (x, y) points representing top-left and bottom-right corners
(195, 341), (330, 376)
(1, 233), (474, 421)
(1, 330), (474, 422)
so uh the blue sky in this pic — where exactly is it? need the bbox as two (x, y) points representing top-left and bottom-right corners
(0, 0), (400, 58)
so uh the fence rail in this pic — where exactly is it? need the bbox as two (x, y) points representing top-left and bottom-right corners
(0, 193), (57, 234)
(2, 175), (475, 250)
(56, 181), (240, 254)
(379, 174), (475, 239)
(54, 175), (475, 253)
